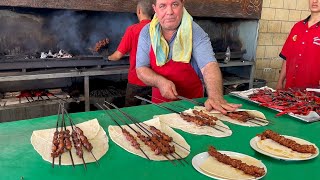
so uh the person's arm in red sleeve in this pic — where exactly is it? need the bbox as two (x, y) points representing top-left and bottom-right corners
(108, 26), (133, 61)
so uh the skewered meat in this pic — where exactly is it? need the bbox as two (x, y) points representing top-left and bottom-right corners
(226, 111), (251, 122)
(51, 130), (66, 158)
(192, 110), (218, 122)
(64, 129), (72, 151)
(72, 130), (83, 158)
(136, 132), (175, 155)
(258, 130), (317, 154)
(95, 38), (110, 52)
(149, 126), (173, 142)
(208, 146), (265, 177)
(51, 131), (59, 157)
(180, 113), (216, 126)
(75, 127), (93, 152)
(122, 129), (140, 149)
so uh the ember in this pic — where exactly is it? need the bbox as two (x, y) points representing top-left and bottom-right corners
(40, 50), (73, 59)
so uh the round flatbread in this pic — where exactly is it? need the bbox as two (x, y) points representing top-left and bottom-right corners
(200, 153), (264, 180)
(31, 119), (109, 165)
(156, 109), (232, 137)
(108, 117), (190, 160)
(194, 106), (268, 127)
(256, 136), (317, 159)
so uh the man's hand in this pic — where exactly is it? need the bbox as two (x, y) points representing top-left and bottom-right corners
(158, 79), (178, 100)
(204, 97), (241, 114)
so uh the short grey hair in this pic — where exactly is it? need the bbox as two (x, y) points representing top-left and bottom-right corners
(137, 0), (154, 18)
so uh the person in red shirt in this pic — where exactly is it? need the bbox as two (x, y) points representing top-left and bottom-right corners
(276, 0), (320, 89)
(96, 0), (154, 106)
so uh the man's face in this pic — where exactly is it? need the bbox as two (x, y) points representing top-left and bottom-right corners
(153, 0), (184, 31)
(309, 0), (320, 13)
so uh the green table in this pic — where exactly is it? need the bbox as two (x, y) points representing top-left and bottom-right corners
(1, 96), (319, 180)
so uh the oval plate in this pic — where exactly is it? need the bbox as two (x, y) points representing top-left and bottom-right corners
(250, 135), (319, 161)
(192, 151), (267, 180)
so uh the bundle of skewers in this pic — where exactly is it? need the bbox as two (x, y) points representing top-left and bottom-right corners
(51, 103), (99, 170)
(135, 96), (231, 135)
(97, 102), (190, 166)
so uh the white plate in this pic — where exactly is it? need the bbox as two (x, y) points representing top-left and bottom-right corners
(250, 135), (319, 161)
(192, 151), (267, 180)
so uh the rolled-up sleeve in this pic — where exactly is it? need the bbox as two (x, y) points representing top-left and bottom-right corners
(136, 25), (151, 68)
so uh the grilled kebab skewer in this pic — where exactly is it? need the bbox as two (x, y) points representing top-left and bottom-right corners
(62, 108), (100, 167)
(225, 111), (271, 125)
(259, 130), (317, 154)
(134, 96), (228, 133)
(96, 103), (150, 160)
(208, 146), (265, 177)
(102, 103), (188, 166)
(103, 101), (190, 155)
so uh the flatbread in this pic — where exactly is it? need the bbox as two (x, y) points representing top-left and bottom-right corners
(200, 154), (264, 180)
(31, 119), (108, 165)
(108, 117), (190, 160)
(156, 109), (232, 137)
(255, 136), (317, 159)
(194, 106), (268, 127)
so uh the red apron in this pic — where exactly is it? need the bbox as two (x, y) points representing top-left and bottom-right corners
(149, 48), (204, 103)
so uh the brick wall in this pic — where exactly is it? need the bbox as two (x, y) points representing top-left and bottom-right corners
(254, 0), (310, 88)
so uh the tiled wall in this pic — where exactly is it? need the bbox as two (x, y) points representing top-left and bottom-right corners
(255, 0), (310, 88)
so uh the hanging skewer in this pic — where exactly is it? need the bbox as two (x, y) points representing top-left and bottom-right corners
(103, 102), (188, 166)
(134, 96), (228, 133)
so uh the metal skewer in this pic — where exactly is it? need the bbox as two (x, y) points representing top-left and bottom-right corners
(61, 106), (99, 167)
(101, 104), (177, 165)
(52, 103), (62, 168)
(103, 102), (190, 154)
(176, 95), (205, 106)
(134, 96), (228, 133)
(103, 102), (187, 166)
(149, 95), (188, 110)
(61, 105), (75, 168)
(149, 97), (230, 131)
(102, 104), (176, 165)
(96, 103), (150, 160)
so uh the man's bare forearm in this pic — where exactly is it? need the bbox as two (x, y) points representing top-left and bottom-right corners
(136, 66), (167, 87)
(201, 62), (224, 99)
(108, 51), (123, 61)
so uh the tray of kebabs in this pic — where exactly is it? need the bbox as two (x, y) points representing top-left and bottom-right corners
(156, 108), (232, 137)
(230, 86), (320, 122)
(194, 107), (270, 127)
(250, 130), (319, 161)
(192, 146), (267, 180)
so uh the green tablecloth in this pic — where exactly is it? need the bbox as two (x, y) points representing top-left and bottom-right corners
(1, 95), (319, 180)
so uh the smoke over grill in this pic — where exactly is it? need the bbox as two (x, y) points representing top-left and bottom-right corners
(0, 7), (137, 56)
